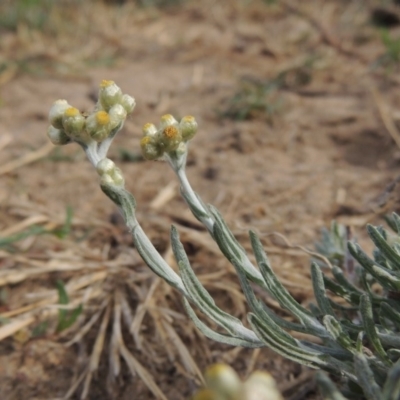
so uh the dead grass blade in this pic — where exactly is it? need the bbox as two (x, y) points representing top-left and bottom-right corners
(150, 181), (177, 210)
(110, 291), (123, 378)
(0, 215), (49, 237)
(0, 133), (12, 152)
(119, 342), (168, 400)
(81, 303), (111, 399)
(0, 315), (35, 341)
(63, 369), (87, 400)
(0, 142), (54, 176)
(109, 286), (168, 400)
(162, 319), (204, 385)
(65, 298), (109, 347)
(130, 277), (161, 349)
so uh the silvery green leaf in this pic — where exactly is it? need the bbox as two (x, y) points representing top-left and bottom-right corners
(132, 225), (186, 294)
(360, 295), (391, 364)
(348, 243), (400, 291)
(258, 259), (328, 337)
(170, 226), (260, 342)
(248, 313), (328, 369)
(211, 212), (265, 287)
(378, 333), (400, 348)
(182, 297), (264, 348)
(249, 232), (315, 317)
(248, 231), (326, 336)
(356, 331), (364, 353)
(354, 353), (383, 400)
(261, 303), (309, 334)
(312, 263), (335, 317)
(302, 341), (352, 362)
(231, 237), (312, 337)
(382, 360), (400, 400)
(314, 221), (347, 268)
(180, 189), (210, 221)
(392, 213), (400, 234)
(100, 184), (136, 224)
(331, 266), (364, 297)
(367, 225), (400, 271)
(387, 349), (400, 362)
(323, 315), (355, 352)
(212, 217), (245, 264)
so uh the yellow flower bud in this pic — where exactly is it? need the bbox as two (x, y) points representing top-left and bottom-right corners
(47, 125), (70, 145)
(49, 99), (70, 129)
(120, 94), (136, 114)
(142, 123), (158, 137)
(180, 115), (198, 142)
(96, 110), (111, 126)
(99, 80), (122, 111)
(109, 104), (127, 129)
(86, 111), (112, 142)
(159, 125), (182, 153)
(160, 114), (178, 130)
(140, 136), (152, 146)
(62, 107), (85, 138)
(96, 158), (116, 176)
(140, 136), (162, 160)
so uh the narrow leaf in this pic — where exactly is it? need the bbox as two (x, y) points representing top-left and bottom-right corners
(348, 243), (400, 291)
(367, 225), (400, 271)
(382, 360), (400, 400)
(182, 298), (263, 348)
(360, 295), (390, 364)
(354, 353), (383, 400)
(248, 313), (328, 369)
(380, 302), (400, 330)
(171, 226), (260, 343)
(311, 263), (335, 317)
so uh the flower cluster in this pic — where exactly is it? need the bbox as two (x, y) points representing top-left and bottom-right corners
(140, 114), (198, 160)
(47, 80), (135, 146)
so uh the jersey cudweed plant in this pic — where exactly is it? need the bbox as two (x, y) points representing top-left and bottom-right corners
(48, 81), (400, 400)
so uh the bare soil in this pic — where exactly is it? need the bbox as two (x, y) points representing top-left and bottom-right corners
(1, 1), (400, 399)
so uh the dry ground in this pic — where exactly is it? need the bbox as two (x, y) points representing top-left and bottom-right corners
(0, 1), (400, 399)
